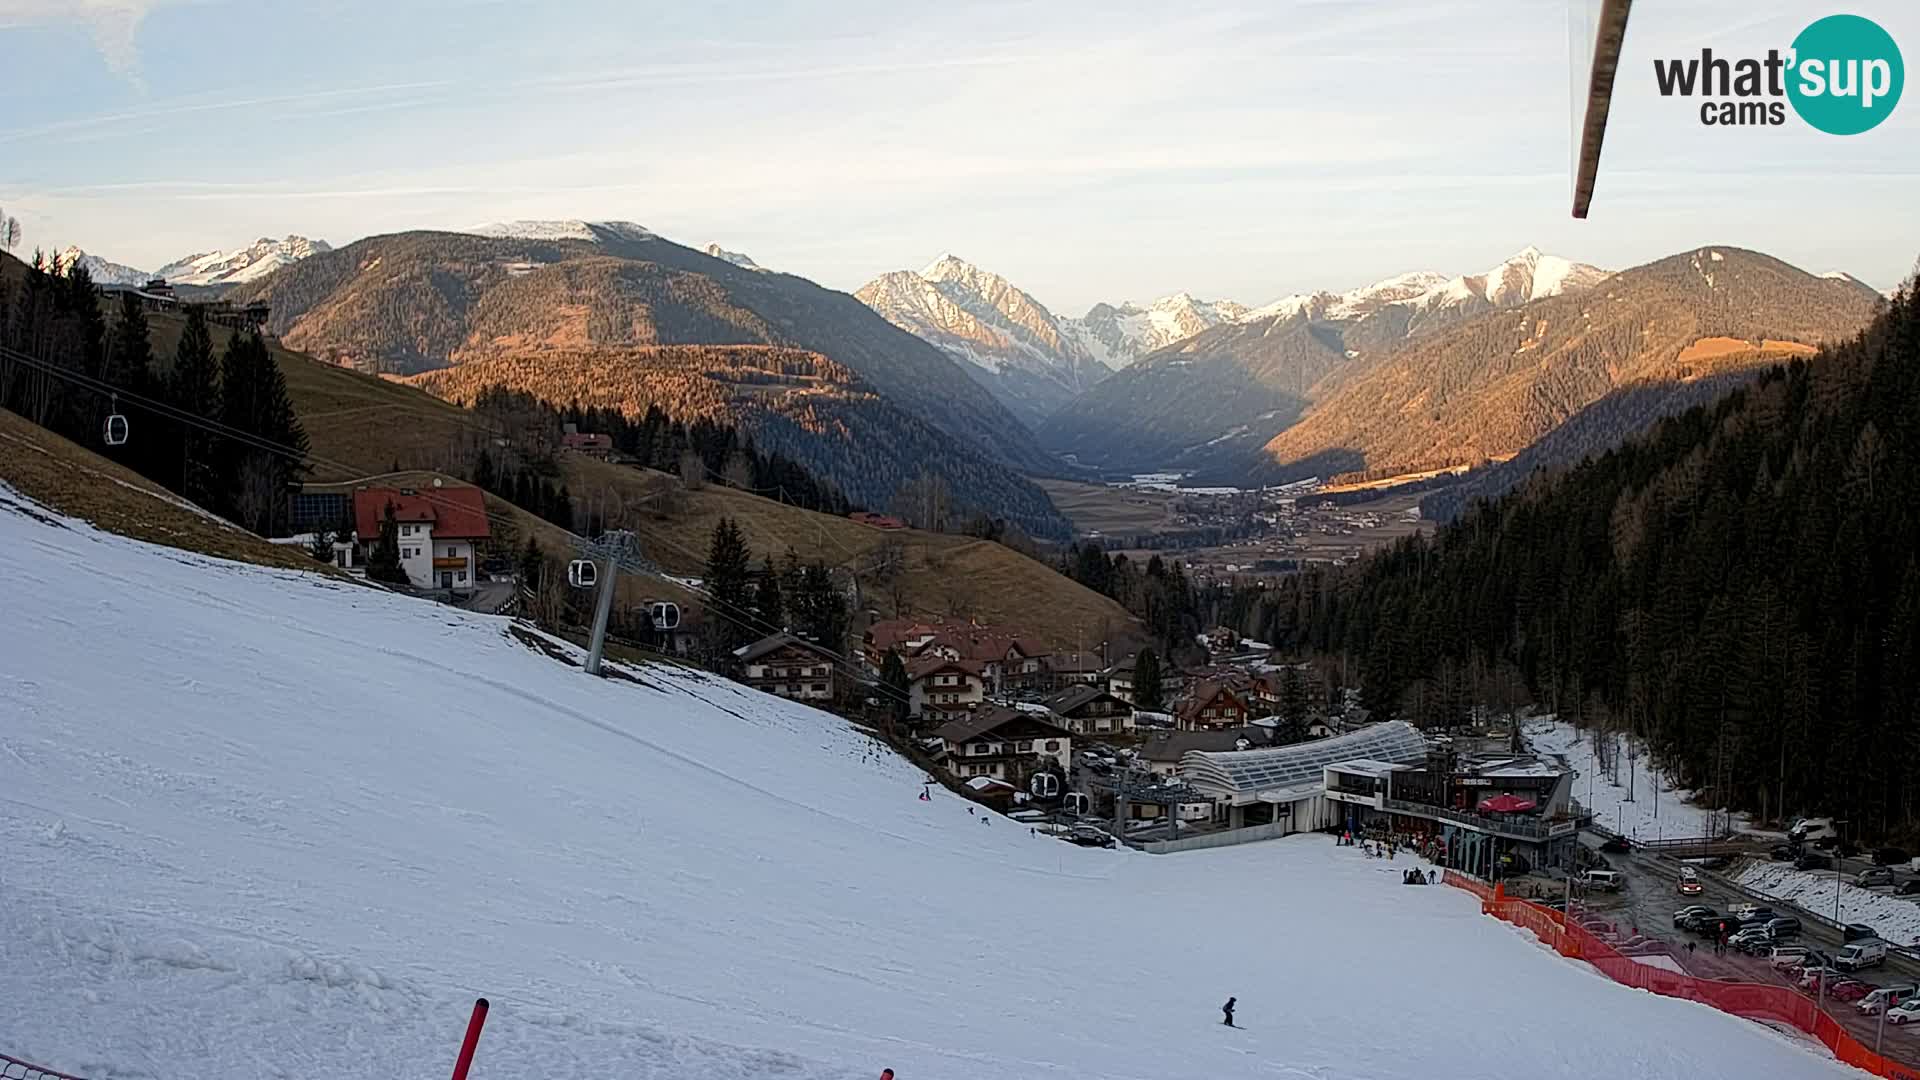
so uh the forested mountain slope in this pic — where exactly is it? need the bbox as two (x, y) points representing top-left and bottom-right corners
(1263, 275), (1920, 833)
(1261, 248), (1883, 484)
(226, 229), (1067, 534)
(405, 346), (1068, 537)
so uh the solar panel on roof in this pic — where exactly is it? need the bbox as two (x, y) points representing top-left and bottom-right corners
(1182, 721), (1427, 794)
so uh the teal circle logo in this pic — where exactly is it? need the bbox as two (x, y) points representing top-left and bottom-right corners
(1787, 14), (1903, 135)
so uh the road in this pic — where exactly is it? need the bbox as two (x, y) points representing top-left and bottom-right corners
(1580, 840), (1920, 1065)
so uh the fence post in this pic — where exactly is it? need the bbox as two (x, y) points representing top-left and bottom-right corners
(451, 997), (490, 1080)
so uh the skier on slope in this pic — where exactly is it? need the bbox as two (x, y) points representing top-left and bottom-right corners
(1222, 996), (1237, 1027)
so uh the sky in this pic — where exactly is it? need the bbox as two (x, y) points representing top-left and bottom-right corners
(1, 0), (1916, 312)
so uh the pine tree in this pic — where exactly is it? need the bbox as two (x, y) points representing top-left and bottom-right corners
(881, 648), (911, 728)
(216, 331), (308, 534)
(753, 554), (785, 630)
(1277, 666), (1309, 743)
(366, 503), (409, 585)
(1134, 648), (1164, 711)
(796, 562), (849, 652)
(518, 536), (543, 592)
(104, 291), (153, 390)
(704, 517), (752, 651)
(168, 305), (221, 509)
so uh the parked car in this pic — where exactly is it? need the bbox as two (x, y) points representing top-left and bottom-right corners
(1770, 844), (1800, 861)
(1763, 916), (1803, 939)
(1875, 847), (1912, 866)
(1600, 836), (1632, 854)
(1857, 867), (1895, 888)
(1830, 979), (1874, 1003)
(1675, 905), (1715, 927)
(1800, 966), (1841, 990)
(1856, 985), (1919, 1015)
(1729, 928), (1774, 954)
(1836, 939), (1890, 972)
(1065, 824), (1116, 848)
(1898, 879), (1920, 897)
(1845, 923), (1881, 942)
(1730, 903), (1771, 920)
(1887, 998), (1920, 1025)
(1769, 945), (1812, 969)
(1796, 853), (1834, 871)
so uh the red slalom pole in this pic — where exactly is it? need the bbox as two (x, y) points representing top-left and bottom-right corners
(450, 997), (490, 1080)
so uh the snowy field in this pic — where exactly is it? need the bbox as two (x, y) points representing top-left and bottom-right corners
(0, 486), (1863, 1080)
(1526, 717), (1744, 840)
(1736, 861), (1920, 947)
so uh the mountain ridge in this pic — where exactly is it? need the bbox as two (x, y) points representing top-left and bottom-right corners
(1040, 247), (1611, 477)
(225, 229), (1070, 537)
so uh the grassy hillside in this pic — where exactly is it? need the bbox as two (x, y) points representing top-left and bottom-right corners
(0, 407), (337, 574)
(138, 311), (1138, 646)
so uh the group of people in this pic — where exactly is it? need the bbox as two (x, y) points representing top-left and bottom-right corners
(1403, 867), (1436, 885)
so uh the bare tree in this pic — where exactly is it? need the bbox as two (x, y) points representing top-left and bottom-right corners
(679, 450), (707, 490)
(0, 210), (20, 254)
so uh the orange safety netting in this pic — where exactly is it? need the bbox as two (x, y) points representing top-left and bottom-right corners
(1444, 874), (1920, 1080)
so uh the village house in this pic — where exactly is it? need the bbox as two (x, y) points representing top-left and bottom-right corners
(1106, 654), (1137, 704)
(847, 511), (907, 529)
(734, 633), (840, 703)
(1042, 685), (1134, 737)
(1049, 651), (1105, 689)
(866, 617), (1053, 696)
(1138, 727), (1275, 777)
(1173, 678), (1252, 732)
(560, 423), (614, 460)
(933, 706), (1072, 781)
(907, 656), (987, 720)
(351, 485), (490, 591)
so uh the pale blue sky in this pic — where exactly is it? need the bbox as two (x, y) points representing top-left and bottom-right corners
(2, 0), (1916, 311)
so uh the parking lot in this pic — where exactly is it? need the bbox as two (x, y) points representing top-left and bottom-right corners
(1575, 841), (1920, 1062)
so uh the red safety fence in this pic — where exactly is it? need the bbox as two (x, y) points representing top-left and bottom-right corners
(1, 1053), (89, 1080)
(1446, 874), (1920, 1079)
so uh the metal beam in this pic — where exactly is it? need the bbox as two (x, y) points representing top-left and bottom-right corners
(1572, 0), (1634, 219)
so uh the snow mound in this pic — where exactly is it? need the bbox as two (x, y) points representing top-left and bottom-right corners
(0, 485), (1860, 1080)
(1735, 862), (1920, 948)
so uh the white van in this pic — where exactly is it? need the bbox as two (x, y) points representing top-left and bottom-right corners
(1858, 985), (1918, 1015)
(1836, 939), (1890, 972)
(1582, 869), (1623, 892)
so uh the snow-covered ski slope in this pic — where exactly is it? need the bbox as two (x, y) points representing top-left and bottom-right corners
(0, 487), (1858, 1080)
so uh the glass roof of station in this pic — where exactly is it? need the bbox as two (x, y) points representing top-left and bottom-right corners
(1182, 721), (1428, 795)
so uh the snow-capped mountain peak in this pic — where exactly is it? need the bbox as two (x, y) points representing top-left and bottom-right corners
(1064, 292), (1252, 369)
(703, 243), (765, 271)
(1237, 249), (1608, 330)
(464, 220), (655, 244)
(153, 235), (332, 287)
(856, 256), (1112, 429)
(54, 246), (149, 286)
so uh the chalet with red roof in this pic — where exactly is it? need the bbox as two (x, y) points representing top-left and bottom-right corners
(1173, 678), (1251, 732)
(351, 485), (490, 591)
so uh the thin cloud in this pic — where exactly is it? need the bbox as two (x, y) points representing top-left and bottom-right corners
(0, 0), (161, 85)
